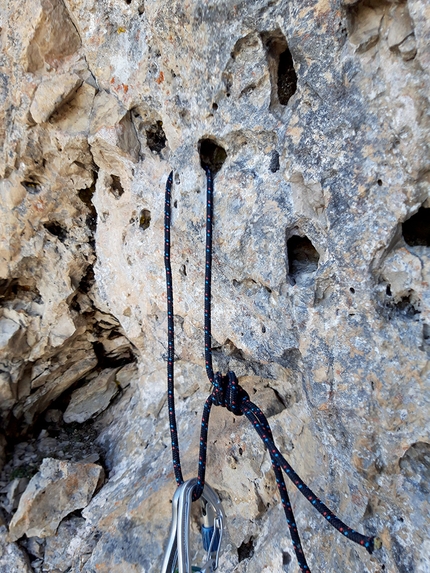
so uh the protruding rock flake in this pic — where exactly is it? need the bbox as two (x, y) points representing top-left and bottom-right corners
(0, 0), (428, 571)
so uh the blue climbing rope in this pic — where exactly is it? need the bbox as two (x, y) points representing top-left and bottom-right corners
(164, 167), (379, 572)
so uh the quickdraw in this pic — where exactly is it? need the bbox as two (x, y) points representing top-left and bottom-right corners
(162, 166), (381, 572)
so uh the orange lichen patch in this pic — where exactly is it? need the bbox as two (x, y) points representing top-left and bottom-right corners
(156, 70), (164, 84)
(122, 84), (129, 93)
(117, 26), (126, 34)
(110, 77), (115, 84)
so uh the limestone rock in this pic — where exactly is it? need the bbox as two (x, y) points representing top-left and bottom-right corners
(0, 0), (429, 571)
(9, 458), (104, 541)
(43, 516), (86, 572)
(30, 74), (83, 124)
(0, 477), (29, 513)
(0, 519), (32, 573)
(25, 0), (82, 73)
(63, 368), (120, 424)
(387, 4), (414, 50)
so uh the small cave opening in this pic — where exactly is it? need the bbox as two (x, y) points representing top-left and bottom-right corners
(261, 30), (297, 108)
(110, 175), (124, 199)
(145, 121), (167, 154)
(237, 536), (255, 562)
(139, 209), (151, 231)
(43, 222), (68, 243)
(198, 138), (227, 175)
(402, 207), (430, 247)
(287, 235), (320, 283)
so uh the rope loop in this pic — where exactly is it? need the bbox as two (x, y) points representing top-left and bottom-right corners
(210, 371), (249, 416)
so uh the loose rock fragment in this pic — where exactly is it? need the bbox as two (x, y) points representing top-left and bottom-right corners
(9, 458), (104, 540)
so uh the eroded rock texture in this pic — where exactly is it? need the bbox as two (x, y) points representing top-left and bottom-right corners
(0, 0), (429, 572)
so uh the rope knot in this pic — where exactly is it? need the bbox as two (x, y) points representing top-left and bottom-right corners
(210, 371), (249, 416)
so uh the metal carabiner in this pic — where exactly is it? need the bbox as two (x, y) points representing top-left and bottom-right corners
(161, 478), (225, 573)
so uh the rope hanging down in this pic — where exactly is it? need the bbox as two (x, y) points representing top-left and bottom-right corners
(164, 168), (380, 572)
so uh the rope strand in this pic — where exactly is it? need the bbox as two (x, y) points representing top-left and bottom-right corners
(164, 168), (378, 571)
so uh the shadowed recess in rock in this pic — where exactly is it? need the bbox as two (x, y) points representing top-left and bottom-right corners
(287, 235), (320, 283)
(270, 150), (280, 173)
(139, 209), (151, 231)
(237, 536), (255, 563)
(198, 138), (227, 174)
(261, 30), (297, 108)
(283, 551), (292, 570)
(110, 175), (124, 199)
(402, 207), (430, 246)
(145, 121), (166, 153)
(22, 180), (42, 194)
(43, 222), (68, 243)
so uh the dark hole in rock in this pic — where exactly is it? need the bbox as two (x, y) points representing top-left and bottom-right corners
(377, 179), (383, 186)
(110, 175), (124, 198)
(282, 551), (292, 567)
(78, 186), (95, 211)
(93, 340), (135, 369)
(394, 292), (420, 318)
(43, 222), (68, 243)
(269, 150), (280, 173)
(146, 121), (167, 153)
(139, 209), (151, 231)
(125, 0), (131, 3)
(198, 139), (227, 174)
(261, 30), (297, 108)
(238, 537), (254, 562)
(402, 207), (430, 246)
(350, 287), (355, 294)
(399, 442), (430, 494)
(212, 102), (218, 110)
(22, 180), (42, 194)
(277, 47), (297, 105)
(386, 284), (392, 296)
(78, 265), (95, 295)
(287, 235), (320, 282)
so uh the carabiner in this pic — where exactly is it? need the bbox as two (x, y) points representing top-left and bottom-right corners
(161, 478), (225, 573)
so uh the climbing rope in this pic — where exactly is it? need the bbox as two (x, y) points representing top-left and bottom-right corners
(164, 168), (379, 572)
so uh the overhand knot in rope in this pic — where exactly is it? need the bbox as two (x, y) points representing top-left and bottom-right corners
(210, 371), (249, 416)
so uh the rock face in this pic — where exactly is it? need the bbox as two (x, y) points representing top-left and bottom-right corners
(9, 458), (104, 541)
(0, 0), (429, 572)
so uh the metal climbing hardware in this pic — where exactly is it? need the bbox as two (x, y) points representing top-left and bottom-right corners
(161, 478), (225, 573)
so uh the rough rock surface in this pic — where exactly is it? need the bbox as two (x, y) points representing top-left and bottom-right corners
(63, 368), (120, 424)
(0, 0), (429, 572)
(9, 458), (104, 541)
